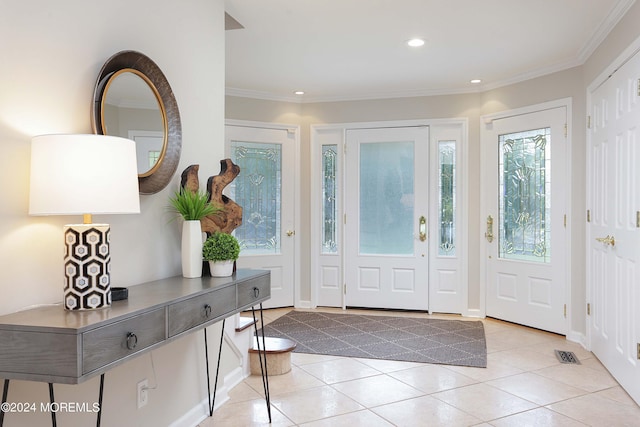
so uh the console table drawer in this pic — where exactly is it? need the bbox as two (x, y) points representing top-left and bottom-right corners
(82, 308), (165, 374)
(237, 274), (270, 309)
(168, 285), (236, 337)
(0, 330), (79, 380)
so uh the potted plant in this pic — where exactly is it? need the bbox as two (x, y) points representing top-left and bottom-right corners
(169, 189), (221, 278)
(202, 232), (240, 277)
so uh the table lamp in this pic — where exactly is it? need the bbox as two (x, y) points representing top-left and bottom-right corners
(29, 134), (140, 310)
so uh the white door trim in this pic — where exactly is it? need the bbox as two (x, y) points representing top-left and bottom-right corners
(225, 119), (302, 307)
(479, 98), (573, 330)
(310, 118), (469, 314)
(587, 33), (640, 94)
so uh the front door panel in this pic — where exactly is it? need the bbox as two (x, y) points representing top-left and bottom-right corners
(345, 127), (429, 310)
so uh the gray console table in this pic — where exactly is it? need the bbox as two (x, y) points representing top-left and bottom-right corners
(0, 269), (271, 426)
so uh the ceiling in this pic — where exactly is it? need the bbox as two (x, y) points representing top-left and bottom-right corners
(225, 0), (635, 103)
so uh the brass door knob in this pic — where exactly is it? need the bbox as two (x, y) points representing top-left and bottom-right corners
(485, 215), (494, 243)
(595, 235), (615, 246)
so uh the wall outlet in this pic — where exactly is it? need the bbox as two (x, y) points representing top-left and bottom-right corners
(137, 379), (149, 409)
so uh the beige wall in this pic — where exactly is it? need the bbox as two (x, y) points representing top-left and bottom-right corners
(226, 0), (640, 339)
(0, 1), (226, 426)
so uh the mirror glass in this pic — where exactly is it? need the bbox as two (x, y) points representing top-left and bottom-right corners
(102, 69), (167, 177)
(92, 50), (182, 195)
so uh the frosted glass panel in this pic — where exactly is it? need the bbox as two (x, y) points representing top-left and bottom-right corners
(360, 141), (414, 255)
(231, 141), (281, 255)
(499, 128), (551, 263)
(438, 141), (456, 256)
(322, 145), (338, 253)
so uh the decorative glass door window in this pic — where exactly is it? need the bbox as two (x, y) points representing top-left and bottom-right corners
(230, 141), (282, 254)
(438, 141), (456, 256)
(359, 141), (414, 255)
(498, 128), (551, 262)
(322, 145), (338, 254)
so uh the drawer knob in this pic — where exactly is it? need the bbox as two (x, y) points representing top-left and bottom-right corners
(203, 304), (212, 318)
(126, 332), (138, 350)
(253, 287), (260, 298)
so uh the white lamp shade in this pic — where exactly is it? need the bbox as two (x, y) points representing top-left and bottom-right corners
(29, 134), (141, 216)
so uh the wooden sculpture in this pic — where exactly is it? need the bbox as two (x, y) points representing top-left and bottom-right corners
(180, 159), (243, 234)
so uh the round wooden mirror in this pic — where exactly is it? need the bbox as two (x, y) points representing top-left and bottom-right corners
(92, 50), (182, 194)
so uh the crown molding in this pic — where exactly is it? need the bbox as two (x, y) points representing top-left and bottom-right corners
(577, 0), (636, 62)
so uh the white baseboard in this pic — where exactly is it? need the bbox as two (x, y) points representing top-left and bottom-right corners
(168, 366), (246, 427)
(223, 366), (247, 391)
(566, 330), (587, 349)
(295, 300), (312, 309)
(465, 308), (484, 318)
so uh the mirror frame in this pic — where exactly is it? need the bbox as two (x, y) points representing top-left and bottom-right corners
(91, 50), (182, 195)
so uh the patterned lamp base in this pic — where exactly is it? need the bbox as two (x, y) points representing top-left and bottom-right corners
(63, 224), (111, 310)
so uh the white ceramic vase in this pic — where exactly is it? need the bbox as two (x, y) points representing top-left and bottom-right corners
(181, 220), (203, 278)
(208, 260), (234, 277)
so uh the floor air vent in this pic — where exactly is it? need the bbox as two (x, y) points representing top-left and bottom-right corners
(555, 350), (580, 364)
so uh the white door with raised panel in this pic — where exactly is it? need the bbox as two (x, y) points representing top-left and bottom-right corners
(483, 106), (567, 334)
(226, 125), (296, 308)
(345, 127), (430, 310)
(588, 50), (640, 404)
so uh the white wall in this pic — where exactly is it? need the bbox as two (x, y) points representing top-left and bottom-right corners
(0, 1), (226, 426)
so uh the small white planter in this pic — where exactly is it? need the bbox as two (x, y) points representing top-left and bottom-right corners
(208, 260), (234, 277)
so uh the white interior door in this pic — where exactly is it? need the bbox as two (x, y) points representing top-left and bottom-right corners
(345, 127), (430, 310)
(226, 125), (296, 308)
(483, 107), (567, 334)
(588, 50), (640, 404)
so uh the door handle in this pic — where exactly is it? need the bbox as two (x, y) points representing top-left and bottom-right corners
(485, 215), (494, 243)
(419, 216), (427, 241)
(595, 235), (615, 246)
(286, 230), (295, 237)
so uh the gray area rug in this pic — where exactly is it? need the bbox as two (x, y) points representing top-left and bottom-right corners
(261, 311), (487, 368)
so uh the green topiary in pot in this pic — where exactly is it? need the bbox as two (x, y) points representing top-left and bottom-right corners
(203, 232), (240, 277)
(202, 232), (240, 261)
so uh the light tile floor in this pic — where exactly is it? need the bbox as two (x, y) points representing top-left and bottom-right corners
(199, 308), (640, 426)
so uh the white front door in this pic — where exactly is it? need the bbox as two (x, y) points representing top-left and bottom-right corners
(225, 124), (297, 308)
(588, 50), (640, 404)
(482, 106), (568, 334)
(345, 127), (430, 310)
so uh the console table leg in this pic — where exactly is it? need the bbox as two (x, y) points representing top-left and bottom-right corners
(0, 379), (9, 427)
(96, 374), (105, 427)
(204, 328), (212, 416)
(252, 304), (271, 423)
(48, 383), (57, 427)
(212, 319), (225, 415)
(204, 319), (226, 418)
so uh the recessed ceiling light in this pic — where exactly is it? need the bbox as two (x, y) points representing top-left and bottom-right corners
(294, 91), (305, 95)
(407, 38), (425, 47)
(470, 79), (482, 84)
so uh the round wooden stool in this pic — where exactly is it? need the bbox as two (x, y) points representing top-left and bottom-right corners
(249, 337), (297, 375)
